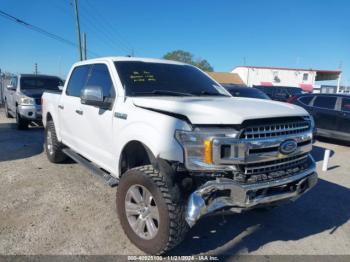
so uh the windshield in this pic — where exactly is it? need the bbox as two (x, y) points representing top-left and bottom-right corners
(20, 77), (62, 90)
(225, 86), (270, 99)
(287, 88), (303, 95)
(114, 61), (230, 97)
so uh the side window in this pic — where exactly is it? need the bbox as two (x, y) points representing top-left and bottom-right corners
(313, 96), (337, 110)
(303, 73), (309, 81)
(86, 64), (115, 100)
(341, 98), (350, 112)
(298, 96), (313, 106)
(273, 71), (280, 83)
(66, 65), (90, 97)
(11, 77), (18, 87)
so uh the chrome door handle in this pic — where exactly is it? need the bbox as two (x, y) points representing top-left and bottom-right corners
(58, 105), (64, 110)
(75, 109), (83, 115)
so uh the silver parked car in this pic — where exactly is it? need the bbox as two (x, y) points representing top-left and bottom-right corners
(4, 74), (63, 129)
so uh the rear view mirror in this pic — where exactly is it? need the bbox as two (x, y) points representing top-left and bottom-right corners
(80, 85), (108, 108)
(6, 84), (15, 91)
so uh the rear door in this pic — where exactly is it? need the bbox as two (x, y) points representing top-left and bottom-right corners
(311, 95), (338, 135)
(59, 65), (90, 151)
(336, 97), (350, 140)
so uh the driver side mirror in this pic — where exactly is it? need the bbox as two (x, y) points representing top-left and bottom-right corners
(80, 85), (110, 109)
(6, 84), (16, 91)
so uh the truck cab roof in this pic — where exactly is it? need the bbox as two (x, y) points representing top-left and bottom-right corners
(17, 74), (62, 79)
(72, 56), (188, 67)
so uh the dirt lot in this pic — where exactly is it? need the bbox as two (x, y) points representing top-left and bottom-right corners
(0, 108), (350, 257)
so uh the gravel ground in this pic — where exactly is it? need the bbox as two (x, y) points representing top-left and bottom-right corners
(0, 108), (349, 257)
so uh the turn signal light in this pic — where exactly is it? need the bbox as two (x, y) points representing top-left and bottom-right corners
(203, 139), (213, 164)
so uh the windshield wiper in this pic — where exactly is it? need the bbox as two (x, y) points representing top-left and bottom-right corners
(197, 91), (230, 97)
(132, 90), (193, 97)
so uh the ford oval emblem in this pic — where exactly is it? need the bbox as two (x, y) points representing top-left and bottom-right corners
(279, 139), (297, 155)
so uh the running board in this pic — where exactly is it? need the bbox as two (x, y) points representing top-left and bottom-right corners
(62, 148), (119, 187)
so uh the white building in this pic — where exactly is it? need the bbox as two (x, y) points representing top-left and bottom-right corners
(232, 66), (341, 93)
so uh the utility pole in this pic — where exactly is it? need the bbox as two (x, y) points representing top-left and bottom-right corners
(34, 63), (38, 75)
(73, 0), (83, 61)
(82, 32), (87, 60)
(336, 60), (343, 94)
(0, 68), (2, 105)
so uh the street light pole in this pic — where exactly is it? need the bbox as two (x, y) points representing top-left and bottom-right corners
(73, 0), (83, 61)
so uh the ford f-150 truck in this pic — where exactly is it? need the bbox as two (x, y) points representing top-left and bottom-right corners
(4, 74), (63, 129)
(42, 57), (318, 255)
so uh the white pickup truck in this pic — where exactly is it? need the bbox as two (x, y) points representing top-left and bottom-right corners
(42, 57), (318, 255)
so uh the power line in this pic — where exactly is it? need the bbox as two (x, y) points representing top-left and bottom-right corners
(83, 0), (134, 54)
(50, 0), (124, 55)
(51, 0), (131, 56)
(79, 5), (131, 54)
(0, 9), (100, 57)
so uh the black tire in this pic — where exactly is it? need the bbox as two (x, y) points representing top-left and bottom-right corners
(45, 120), (67, 163)
(16, 109), (28, 130)
(4, 101), (12, 118)
(117, 165), (189, 255)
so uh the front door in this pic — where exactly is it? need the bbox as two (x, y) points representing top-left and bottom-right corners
(59, 65), (90, 151)
(77, 63), (117, 172)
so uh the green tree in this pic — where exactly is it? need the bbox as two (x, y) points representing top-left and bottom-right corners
(163, 50), (214, 72)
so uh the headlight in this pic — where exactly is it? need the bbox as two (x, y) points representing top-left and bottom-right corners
(175, 127), (239, 171)
(19, 96), (35, 106)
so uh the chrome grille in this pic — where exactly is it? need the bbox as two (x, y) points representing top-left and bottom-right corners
(234, 154), (310, 184)
(243, 154), (308, 175)
(241, 121), (310, 139)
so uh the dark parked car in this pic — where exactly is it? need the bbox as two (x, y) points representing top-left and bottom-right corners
(289, 93), (350, 142)
(223, 85), (270, 100)
(254, 85), (303, 102)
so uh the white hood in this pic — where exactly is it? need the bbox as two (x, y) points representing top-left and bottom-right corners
(132, 96), (309, 125)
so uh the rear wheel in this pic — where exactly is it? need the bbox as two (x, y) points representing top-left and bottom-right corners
(45, 120), (67, 163)
(16, 109), (28, 130)
(117, 165), (189, 255)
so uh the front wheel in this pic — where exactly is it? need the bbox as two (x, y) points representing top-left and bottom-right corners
(117, 165), (189, 255)
(16, 109), (28, 130)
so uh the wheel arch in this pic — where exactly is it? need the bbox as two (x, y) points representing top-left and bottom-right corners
(46, 112), (53, 122)
(118, 140), (157, 177)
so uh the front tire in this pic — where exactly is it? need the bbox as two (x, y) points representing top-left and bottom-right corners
(16, 109), (28, 130)
(117, 165), (189, 255)
(45, 120), (67, 163)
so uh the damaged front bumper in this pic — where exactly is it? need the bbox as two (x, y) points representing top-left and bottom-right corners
(185, 157), (317, 227)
